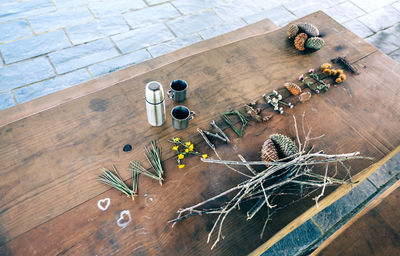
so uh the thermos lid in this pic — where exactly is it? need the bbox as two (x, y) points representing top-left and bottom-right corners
(146, 81), (164, 104)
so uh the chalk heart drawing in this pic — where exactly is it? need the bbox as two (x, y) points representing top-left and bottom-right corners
(117, 210), (132, 228)
(97, 198), (110, 211)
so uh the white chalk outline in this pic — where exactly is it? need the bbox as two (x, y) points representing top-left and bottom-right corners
(117, 210), (132, 228)
(97, 198), (111, 211)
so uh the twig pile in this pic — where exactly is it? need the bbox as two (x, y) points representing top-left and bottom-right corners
(169, 114), (372, 250)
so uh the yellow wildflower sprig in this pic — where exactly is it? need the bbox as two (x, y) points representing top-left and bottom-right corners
(168, 138), (208, 169)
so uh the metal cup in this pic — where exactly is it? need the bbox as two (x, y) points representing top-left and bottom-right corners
(171, 105), (195, 129)
(167, 80), (187, 102)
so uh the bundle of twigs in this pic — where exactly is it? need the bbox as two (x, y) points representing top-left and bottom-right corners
(169, 114), (372, 250)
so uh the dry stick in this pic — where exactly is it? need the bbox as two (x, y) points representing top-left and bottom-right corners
(211, 120), (230, 143)
(313, 163), (329, 208)
(198, 127), (252, 178)
(201, 152), (369, 166)
(238, 154), (257, 175)
(197, 128), (215, 149)
(292, 115), (303, 155)
(203, 130), (227, 142)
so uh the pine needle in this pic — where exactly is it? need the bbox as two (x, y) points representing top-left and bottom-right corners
(98, 165), (135, 199)
(144, 140), (164, 185)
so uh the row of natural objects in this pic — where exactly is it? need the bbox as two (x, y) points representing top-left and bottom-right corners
(287, 22), (325, 51)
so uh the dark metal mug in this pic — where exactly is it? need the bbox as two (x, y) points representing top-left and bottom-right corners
(171, 105), (195, 129)
(167, 80), (187, 102)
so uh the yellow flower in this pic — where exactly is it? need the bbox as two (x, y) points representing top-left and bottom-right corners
(185, 148), (189, 153)
(173, 137), (181, 142)
(178, 154), (184, 160)
(185, 141), (191, 147)
(189, 144), (194, 151)
(172, 146), (179, 150)
(335, 78), (343, 83)
(202, 154), (208, 159)
(178, 164), (185, 169)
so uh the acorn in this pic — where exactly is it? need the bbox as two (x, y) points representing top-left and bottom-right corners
(286, 24), (299, 39)
(261, 139), (279, 162)
(294, 33), (308, 51)
(297, 22), (319, 37)
(305, 37), (325, 50)
(270, 134), (298, 158)
(284, 82), (302, 96)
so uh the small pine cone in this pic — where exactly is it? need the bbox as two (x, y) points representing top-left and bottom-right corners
(270, 134), (298, 158)
(305, 37), (325, 50)
(284, 82), (302, 96)
(299, 91), (311, 103)
(294, 33), (308, 51)
(297, 22), (319, 37)
(286, 24), (299, 39)
(261, 139), (279, 162)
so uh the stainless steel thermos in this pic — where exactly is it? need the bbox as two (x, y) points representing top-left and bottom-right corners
(146, 81), (166, 126)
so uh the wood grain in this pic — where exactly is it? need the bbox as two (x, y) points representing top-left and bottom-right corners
(0, 19), (279, 127)
(313, 179), (400, 256)
(1, 11), (399, 255)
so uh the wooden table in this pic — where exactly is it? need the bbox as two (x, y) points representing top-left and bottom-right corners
(1, 11), (400, 255)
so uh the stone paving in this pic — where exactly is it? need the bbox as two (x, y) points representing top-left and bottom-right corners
(0, 1), (399, 255)
(0, 0), (399, 109)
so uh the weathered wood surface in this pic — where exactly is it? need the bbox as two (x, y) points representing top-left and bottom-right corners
(0, 19), (278, 127)
(1, 11), (400, 255)
(313, 179), (400, 256)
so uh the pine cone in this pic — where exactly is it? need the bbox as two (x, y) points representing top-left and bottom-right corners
(261, 139), (279, 162)
(286, 24), (299, 39)
(270, 134), (298, 158)
(305, 37), (325, 50)
(284, 82), (302, 96)
(294, 33), (308, 51)
(297, 22), (319, 37)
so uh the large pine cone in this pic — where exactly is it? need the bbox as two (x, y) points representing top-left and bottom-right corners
(261, 139), (279, 162)
(284, 82), (302, 96)
(270, 134), (298, 158)
(306, 37), (325, 50)
(286, 24), (299, 39)
(297, 22), (319, 37)
(294, 33), (308, 51)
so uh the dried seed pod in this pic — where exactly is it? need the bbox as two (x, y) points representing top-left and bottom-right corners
(305, 37), (325, 50)
(261, 139), (279, 162)
(321, 63), (332, 70)
(270, 134), (298, 158)
(294, 33), (308, 51)
(286, 24), (299, 39)
(297, 22), (319, 37)
(299, 91), (311, 103)
(323, 69), (332, 75)
(284, 82), (302, 96)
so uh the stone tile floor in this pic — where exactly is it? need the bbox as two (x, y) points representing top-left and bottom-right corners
(0, 0), (399, 109)
(0, 0), (399, 255)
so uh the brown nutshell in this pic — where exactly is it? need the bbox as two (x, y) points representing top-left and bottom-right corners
(294, 33), (308, 51)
